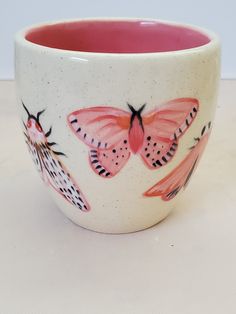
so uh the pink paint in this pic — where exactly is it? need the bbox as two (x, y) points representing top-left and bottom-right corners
(128, 116), (144, 153)
(144, 123), (211, 200)
(25, 20), (210, 53)
(67, 98), (199, 178)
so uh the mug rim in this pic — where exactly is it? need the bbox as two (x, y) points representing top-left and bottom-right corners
(15, 17), (220, 58)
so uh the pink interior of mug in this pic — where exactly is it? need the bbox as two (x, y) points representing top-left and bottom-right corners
(25, 20), (211, 53)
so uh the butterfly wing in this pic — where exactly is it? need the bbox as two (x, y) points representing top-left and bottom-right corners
(89, 139), (131, 178)
(38, 143), (90, 211)
(68, 107), (131, 177)
(144, 130), (210, 200)
(141, 98), (199, 169)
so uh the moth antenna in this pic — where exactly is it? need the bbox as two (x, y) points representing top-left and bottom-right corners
(37, 109), (45, 122)
(45, 126), (52, 138)
(22, 101), (30, 118)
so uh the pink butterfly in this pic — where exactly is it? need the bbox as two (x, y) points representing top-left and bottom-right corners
(22, 102), (90, 211)
(67, 98), (199, 178)
(144, 122), (211, 200)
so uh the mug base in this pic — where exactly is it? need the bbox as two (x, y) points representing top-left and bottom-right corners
(57, 205), (173, 234)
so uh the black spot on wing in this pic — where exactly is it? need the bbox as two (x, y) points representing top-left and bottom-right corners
(162, 156), (167, 163)
(70, 118), (78, 124)
(155, 160), (162, 167)
(40, 144), (87, 211)
(99, 169), (106, 175)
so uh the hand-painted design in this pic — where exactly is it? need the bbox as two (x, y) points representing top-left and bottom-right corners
(22, 102), (90, 211)
(144, 122), (212, 200)
(68, 98), (199, 178)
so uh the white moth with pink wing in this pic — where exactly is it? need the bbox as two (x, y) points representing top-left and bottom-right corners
(22, 102), (90, 211)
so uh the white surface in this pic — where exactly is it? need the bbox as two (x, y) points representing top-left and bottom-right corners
(0, 80), (235, 312)
(1, 0), (236, 79)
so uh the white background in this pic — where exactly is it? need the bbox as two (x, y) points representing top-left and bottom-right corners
(0, 0), (235, 79)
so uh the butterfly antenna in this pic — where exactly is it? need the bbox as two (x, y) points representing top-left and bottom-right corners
(22, 101), (30, 118)
(127, 102), (135, 113)
(139, 103), (146, 114)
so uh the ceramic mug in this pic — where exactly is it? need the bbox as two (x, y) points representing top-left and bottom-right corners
(15, 18), (220, 233)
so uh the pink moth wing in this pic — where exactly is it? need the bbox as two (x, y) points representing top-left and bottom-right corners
(144, 123), (211, 200)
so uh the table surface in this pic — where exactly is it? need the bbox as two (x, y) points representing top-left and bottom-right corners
(0, 80), (235, 314)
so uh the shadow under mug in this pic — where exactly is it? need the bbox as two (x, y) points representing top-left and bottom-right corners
(15, 18), (220, 233)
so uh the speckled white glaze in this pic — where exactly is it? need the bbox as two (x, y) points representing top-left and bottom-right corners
(15, 18), (220, 233)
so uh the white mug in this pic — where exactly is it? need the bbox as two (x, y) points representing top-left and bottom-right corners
(15, 18), (220, 233)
